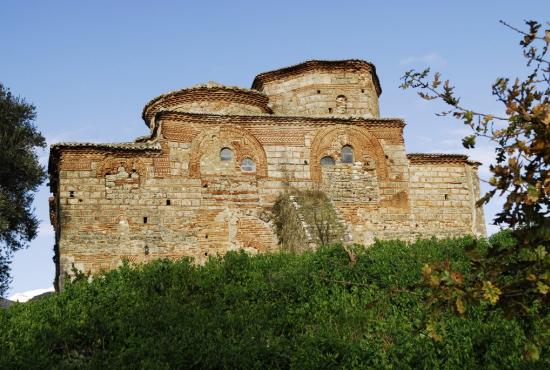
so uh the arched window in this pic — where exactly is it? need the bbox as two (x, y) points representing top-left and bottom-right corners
(220, 147), (233, 161)
(341, 145), (354, 163)
(320, 156), (335, 166)
(335, 95), (348, 114)
(240, 158), (256, 172)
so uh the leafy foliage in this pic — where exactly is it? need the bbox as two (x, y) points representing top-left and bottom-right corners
(0, 236), (548, 368)
(401, 20), (549, 228)
(0, 83), (46, 297)
(400, 20), (549, 325)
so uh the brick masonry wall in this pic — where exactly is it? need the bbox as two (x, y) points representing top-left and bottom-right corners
(52, 114), (483, 289)
(49, 62), (485, 289)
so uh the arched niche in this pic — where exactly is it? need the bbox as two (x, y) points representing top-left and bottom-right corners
(335, 95), (348, 114)
(96, 157), (147, 179)
(310, 125), (388, 182)
(188, 126), (267, 178)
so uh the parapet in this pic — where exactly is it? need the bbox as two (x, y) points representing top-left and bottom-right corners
(252, 60), (382, 118)
(142, 82), (271, 127)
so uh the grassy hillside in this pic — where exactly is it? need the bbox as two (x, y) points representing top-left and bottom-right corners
(1, 234), (548, 369)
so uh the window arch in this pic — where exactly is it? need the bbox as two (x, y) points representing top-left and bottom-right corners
(240, 157), (256, 172)
(320, 156), (335, 166)
(220, 147), (233, 161)
(341, 145), (354, 163)
(335, 95), (348, 114)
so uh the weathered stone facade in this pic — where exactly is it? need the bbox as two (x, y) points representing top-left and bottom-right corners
(48, 60), (486, 290)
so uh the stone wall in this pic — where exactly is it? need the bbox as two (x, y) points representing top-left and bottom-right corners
(256, 70), (380, 118)
(408, 158), (486, 238)
(252, 61), (381, 118)
(50, 113), (483, 289)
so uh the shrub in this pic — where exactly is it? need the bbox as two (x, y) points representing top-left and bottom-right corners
(0, 236), (547, 368)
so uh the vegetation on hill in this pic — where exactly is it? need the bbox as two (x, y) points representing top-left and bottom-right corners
(1, 234), (548, 368)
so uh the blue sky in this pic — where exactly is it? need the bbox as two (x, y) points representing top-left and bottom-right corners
(2, 0), (547, 295)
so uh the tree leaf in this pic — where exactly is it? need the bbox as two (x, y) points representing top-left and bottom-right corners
(462, 135), (476, 149)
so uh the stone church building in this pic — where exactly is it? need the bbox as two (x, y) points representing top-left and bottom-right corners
(48, 60), (485, 289)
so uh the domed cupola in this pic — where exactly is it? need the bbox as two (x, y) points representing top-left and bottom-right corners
(252, 60), (382, 118)
(142, 81), (271, 127)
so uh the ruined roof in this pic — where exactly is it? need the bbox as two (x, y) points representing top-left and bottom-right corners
(251, 59), (382, 96)
(142, 82), (271, 127)
(407, 153), (481, 165)
(48, 140), (162, 195)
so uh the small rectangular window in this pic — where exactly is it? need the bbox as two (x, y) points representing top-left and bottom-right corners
(143, 217), (148, 224)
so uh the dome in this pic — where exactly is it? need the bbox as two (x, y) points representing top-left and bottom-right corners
(142, 82), (271, 127)
(251, 60), (382, 118)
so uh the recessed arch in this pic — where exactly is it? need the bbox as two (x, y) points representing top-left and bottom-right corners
(310, 125), (388, 182)
(188, 126), (267, 178)
(97, 157), (147, 179)
(335, 95), (348, 114)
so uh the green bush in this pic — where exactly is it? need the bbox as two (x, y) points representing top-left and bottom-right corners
(0, 235), (547, 369)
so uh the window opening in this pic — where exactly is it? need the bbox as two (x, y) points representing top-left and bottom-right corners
(320, 156), (335, 166)
(341, 145), (354, 163)
(220, 147), (233, 161)
(240, 158), (256, 172)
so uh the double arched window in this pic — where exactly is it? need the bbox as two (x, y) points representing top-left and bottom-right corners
(319, 145), (354, 166)
(220, 148), (256, 172)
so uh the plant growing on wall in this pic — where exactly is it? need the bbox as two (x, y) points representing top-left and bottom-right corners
(272, 189), (346, 251)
